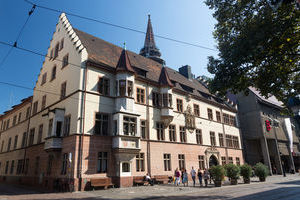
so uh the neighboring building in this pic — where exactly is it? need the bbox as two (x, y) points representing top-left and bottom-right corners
(0, 13), (243, 191)
(234, 87), (300, 174)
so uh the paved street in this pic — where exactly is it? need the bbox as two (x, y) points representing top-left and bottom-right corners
(0, 174), (300, 200)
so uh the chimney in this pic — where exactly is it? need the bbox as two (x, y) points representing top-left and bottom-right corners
(179, 65), (193, 79)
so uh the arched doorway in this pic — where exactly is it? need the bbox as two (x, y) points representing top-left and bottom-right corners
(209, 155), (219, 168)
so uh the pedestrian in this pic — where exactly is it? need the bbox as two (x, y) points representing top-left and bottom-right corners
(174, 168), (181, 186)
(204, 168), (209, 187)
(197, 168), (203, 187)
(181, 168), (184, 183)
(190, 166), (196, 187)
(182, 169), (188, 187)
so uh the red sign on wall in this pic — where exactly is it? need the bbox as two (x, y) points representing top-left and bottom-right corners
(265, 120), (271, 132)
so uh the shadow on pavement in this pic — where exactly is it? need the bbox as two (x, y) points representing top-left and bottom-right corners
(276, 180), (300, 185)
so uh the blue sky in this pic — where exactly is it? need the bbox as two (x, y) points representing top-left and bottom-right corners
(0, 0), (218, 114)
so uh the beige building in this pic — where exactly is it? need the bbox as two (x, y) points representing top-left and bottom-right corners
(0, 13), (243, 191)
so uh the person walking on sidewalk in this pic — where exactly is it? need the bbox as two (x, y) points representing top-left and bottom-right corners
(197, 168), (203, 187)
(174, 168), (181, 186)
(182, 169), (188, 187)
(204, 168), (210, 187)
(190, 166), (196, 187)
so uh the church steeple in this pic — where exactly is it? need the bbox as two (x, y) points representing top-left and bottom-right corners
(140, 15), (165, 64)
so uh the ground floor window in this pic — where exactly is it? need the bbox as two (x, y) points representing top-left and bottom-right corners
(178, 154), (185, 170)
(24, 159), (29, 174)
(97, 152), (108, 173)
(228, 157), (233, 164)
(136, 153), (145, 172)
(221, 156), (226, 166)
(198, 155), (205, 170)
(164, 154), (171, 171)
(35, 157), (40, 175)
(5, 161), (9, 174)
(236, 157), (240, 166)
(46, 156), (53, 175)
(16, 160), (23, 174)
(10, 160), (14, 174)
(122, 162), (130, 172)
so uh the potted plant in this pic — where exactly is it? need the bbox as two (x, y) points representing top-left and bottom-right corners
(254, 163), (269, 182)
(224, 163), (240, 185)
(240, 164), (252, 184)
(210, 165), (225, 187)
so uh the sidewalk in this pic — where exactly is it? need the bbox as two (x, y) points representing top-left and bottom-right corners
(0, 174), (299, 200)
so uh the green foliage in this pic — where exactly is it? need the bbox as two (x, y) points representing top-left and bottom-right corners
(254, 162), (269, 179)
(240, 164), (252, 179)
(210, 165), (226, 181)
(224, 163), (240, 179)
(205, 0), (299, 106)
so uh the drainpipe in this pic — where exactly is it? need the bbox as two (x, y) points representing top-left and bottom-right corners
(146, 83), (151, 175)
(78, 62), (88, 191)
(220, 108), (229, 164)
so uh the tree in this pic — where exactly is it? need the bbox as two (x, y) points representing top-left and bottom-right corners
(205, 0), (299, 106)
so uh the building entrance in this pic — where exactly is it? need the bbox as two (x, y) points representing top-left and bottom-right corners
(209, 155), (219, 168)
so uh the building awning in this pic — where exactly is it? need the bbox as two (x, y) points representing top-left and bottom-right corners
(278, 143), (289, 156)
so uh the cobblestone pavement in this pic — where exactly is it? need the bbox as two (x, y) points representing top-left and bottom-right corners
(0, 174), (300, 200)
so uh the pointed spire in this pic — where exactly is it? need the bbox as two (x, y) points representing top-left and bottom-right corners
(140, 15), (165, 64)
(116, 49), (135, 74)
(159, 67), (173, 87)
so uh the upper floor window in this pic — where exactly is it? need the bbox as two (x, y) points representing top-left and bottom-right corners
(194, 104), (200, 117)
(210, 131), (216, 146)
(7, 137), (11, 151)
(119, 80), (126, 96)
(223, 113), (230, 124)
(60, 38), (64, 50)
(49, 49), (53, 60)
(123, 116), (136, 136)
(207, 108), (213, 120)
(162, 93), (172, 108)
(219, 133), (224, 147)
(136, 88), (145, 104)
(54, 43), (59, 58)
(216, 111), (221, 122)
(32, 101), (38, 115)
(60, 82), (67, 99)
(98, 77), (110, 96)
(37, 124), (43, 143)
(21, 132), (27, 148)
(196, 129), (202, 145)
(41, 73), (47, 85)
(41, 95), (46, 110)
(62, 54), (69, 68)
(51, 65), (56, 81)
(140, 120), (146, 139)
(12, 115), (17, 126)
(152, 92), (161, 107)
(229, 115), (236, 126)
(18, 112), (22, 123)
(6, 119), (10, 130)
(95, 113), (109, 136)
(169, 124), (176, 142)
(26, 107), (31, 119)
(13, 135), (18, 150)
(177, 99), (183, 112)
(179, 126), (186, 143)
(63, 115), (71, 137)
(156, 122), (164, 140)
(28, 128), (35, 146)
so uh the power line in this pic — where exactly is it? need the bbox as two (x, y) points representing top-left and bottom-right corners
(0, 4), (36, 70)
(24, 0), (217, 52)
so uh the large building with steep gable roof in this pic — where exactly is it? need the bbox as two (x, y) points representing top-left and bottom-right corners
(0, 13), (243, 191)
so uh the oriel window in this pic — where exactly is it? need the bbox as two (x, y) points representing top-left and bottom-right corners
(123, 116), (136, 136)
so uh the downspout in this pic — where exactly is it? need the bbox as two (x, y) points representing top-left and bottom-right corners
(146, 83), (151, 175)
(220, 108), (229, 163)
(78, 62), (88, 191)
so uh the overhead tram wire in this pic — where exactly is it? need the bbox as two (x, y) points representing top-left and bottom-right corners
(24, 0), (217, 52)
(0, 4), (36, 69)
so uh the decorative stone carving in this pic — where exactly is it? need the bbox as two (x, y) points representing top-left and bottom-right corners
(185, 105), (195, 133)
(161, 116), (173, 128)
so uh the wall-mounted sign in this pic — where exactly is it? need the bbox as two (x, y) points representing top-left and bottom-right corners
(265, 120), (271, 132)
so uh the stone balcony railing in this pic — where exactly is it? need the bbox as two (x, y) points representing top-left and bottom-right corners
(44, 137), (62, 151)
